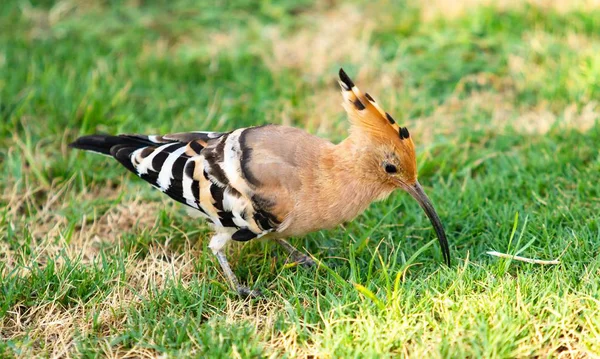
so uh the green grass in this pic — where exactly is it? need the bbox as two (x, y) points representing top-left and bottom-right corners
(1, 0), (600, 357)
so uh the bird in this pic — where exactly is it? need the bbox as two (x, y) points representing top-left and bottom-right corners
(70, 68), (451, 298)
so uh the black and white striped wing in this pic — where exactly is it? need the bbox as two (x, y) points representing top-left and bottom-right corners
(109, 131), (222, 210)
(108, 130), (281, 242)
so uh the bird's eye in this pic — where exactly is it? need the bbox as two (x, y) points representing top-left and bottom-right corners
(384, 164), (397, 174)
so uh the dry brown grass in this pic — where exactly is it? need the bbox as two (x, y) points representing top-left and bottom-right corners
(263, 5), (377, 78)
(1, 177), (159, 267)
(2, 259), (183, 358)
(409, 86), (599, 145)
(1, 227), (206, 358)
(419, 0), (600, 22)
(4, 1), (600, 356)
(254, 3), (600, 144)
(0, 147), (204, 357)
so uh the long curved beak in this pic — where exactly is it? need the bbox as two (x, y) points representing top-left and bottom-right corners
(405, 181), (451, 266)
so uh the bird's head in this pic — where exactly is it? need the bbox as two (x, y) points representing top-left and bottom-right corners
(338, 68), (451, 266)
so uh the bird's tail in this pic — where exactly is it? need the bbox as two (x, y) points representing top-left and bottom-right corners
(69, 134), (156, 156)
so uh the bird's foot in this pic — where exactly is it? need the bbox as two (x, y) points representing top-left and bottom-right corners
(276, 238), (316, 268)
(286, 252), (316, 268)
(236, 285), (263, 298)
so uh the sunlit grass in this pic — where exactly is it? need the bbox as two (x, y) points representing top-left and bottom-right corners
(1, 0), (599, 357)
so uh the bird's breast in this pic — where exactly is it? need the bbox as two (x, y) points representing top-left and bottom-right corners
(277, 175), (395, 237)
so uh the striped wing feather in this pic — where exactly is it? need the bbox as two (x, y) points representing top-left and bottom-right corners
(108, 129), (282, 241)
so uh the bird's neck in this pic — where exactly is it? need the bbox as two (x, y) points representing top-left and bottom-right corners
(312, 134), (395, 224)
(277, 133), (396, 237)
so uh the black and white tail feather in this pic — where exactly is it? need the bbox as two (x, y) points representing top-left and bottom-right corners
(70, 130), (280, 243)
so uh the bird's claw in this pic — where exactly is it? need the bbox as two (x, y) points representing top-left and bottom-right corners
(286, 253), (316, 268)
(236, 285), (262, 298)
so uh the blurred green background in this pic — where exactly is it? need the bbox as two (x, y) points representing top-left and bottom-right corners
(1, 0), (600, 357)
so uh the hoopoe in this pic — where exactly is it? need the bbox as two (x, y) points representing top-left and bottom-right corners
(70, 69), (451, 297)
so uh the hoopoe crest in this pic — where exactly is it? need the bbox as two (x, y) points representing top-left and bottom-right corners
(70, 69), (450, 297)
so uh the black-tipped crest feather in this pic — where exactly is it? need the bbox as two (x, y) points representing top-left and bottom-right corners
(339, 68), (355, 89)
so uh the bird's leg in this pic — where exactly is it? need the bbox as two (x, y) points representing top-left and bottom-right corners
(210, 234), (261, 298)
(214, 251), (261, 298)
(276, 238), (315, 268)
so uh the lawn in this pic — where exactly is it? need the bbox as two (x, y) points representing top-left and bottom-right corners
(1, 0), (600, 357)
